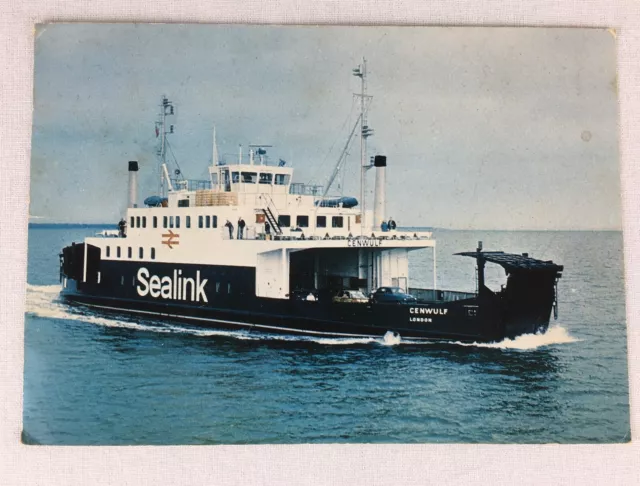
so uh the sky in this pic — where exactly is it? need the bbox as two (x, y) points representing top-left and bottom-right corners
(29, 24), (621, 230)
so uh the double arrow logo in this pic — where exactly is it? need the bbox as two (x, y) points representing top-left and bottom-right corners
(162, 229), (180, 249)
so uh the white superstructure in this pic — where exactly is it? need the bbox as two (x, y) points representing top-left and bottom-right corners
(81, 60), (437, 300)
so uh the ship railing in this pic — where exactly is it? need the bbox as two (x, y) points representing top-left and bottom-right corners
(409, 288), (476, 303)
(289, 183), (324, 196)
(170, 178), (212, 192)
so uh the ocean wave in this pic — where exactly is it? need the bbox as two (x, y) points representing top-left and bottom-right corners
(25, 284), (578, 349)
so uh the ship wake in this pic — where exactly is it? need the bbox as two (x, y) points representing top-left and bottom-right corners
(25, 284), (578, 349)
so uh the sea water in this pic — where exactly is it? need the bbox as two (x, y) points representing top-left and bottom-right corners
(22, 226), (630, 444)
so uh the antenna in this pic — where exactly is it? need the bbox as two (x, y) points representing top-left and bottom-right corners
(156, 95), (175, 196)
(353, 58), (374, 234)
(212, 125), (219, 166)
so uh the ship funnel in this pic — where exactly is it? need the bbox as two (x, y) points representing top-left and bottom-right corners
(128, 161), (139, 208)
(373, 155), (386, 229)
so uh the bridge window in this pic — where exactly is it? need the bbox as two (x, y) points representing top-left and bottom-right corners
(212, 215), (218, 228)
(211, 173), (219, 185)
(296, 215), (309, 228)
(169, 216), (174, 229)
(206, 215), (211, 228)
(163, 216), (168, 228)
(153, 216), (158, 228)
(278, 215), (291, 227)
(130, 216), (135, 228)
(259, 173), (273, 184)
(176, 216), (181, 228)
(117, 246), (121, 258)
(151, 248), (156, 260)
(232, 172), (240, 183)
(275, 174), (290, 185)
(142, 216), (147, 228)
(136, 216), (141, 228)
(241, 172), (257, 183)
(198, 215), (203, 228)
(316, 216), (326, 228)
(178, 199), (189, 207)
(139, 247), (144, 259)
(127, 247), (132, 259)
(332, 216), (344, 228)
(186, 216), (191, 228)
(106, 246), (110, 257)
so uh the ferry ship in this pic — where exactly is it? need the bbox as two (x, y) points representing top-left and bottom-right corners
(59, 60), (563, 342)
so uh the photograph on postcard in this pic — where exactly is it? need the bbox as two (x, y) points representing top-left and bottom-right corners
(23, 24), (629, 444)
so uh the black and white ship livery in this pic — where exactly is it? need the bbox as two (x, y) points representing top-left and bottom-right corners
(59, 60), (564, 342)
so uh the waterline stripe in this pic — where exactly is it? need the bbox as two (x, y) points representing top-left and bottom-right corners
(78, 301), (399, 339)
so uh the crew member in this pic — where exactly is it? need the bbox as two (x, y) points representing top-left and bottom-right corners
(118, 218), (127, 238)
(238, 217), (246, 239)
(265, 221), (271, 236)
(225, 220), (234, 239)
(380, 220), (389, 232)
(388, 217), (397, 231)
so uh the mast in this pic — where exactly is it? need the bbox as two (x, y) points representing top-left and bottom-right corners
(212, 125), (219, 166)
(353, 58), (373, 234)
(156, 96), (174, 196)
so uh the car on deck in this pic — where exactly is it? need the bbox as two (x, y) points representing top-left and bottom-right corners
(370, 286), (417, 304)
(332, 289), (369, 304)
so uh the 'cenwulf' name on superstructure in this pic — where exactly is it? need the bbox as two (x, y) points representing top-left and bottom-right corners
(59, 59), (563, 342)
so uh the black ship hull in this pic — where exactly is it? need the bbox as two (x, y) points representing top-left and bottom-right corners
(59, 251), (561, 343)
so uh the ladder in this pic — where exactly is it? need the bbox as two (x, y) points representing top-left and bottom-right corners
(262, 195), (282, 235)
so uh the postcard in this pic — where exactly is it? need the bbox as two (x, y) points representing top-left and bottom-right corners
(23, 24), (629, 445)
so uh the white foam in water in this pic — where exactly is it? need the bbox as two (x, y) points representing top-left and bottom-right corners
(25, 285), (578, 349)
(450, 325), (580, 350)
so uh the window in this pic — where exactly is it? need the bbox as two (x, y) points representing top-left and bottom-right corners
(128, 247), (132, 258)
(241, 172), (257, 183)
(176, 216), (180, 228)
(212, 215), (218, 228)
(198, 215), (203, 228)
(186, 216), (191, 228)
(332, 216), (344, 228)
(232, 172), (240, 183)
(211, 173), (219, 185)
(275, 173), (290, 185)
(136, 216), (141, 228)
(227, 283), (232, 294)
(139, 247), (144, 259)
(130, 216), (135, 228)
(117, 246), (121, 258)
(259, 173), (273, 184)
(151, 248), (156, 260)
(163, 216), (168, 228)
(278, 215), (291, 227)
(106, 246), (110, 257)
(142, 216), (147, 228)
(206, 215), (211, 228)
(153, 216), (158, 228)
(178, 199), (189, 207)
(296, 215), (309, 228)
(169, 216), (174, 229)
(316, 216), (327, 228)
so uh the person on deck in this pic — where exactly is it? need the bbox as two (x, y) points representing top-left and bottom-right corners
(380, 220), (389, 232)
(225, 220), (234, 239)
(238, 217), (246, 239)
(265, 220), (271, 236)
(118, 218), (127, 238)
(388, 217), (397, 231)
